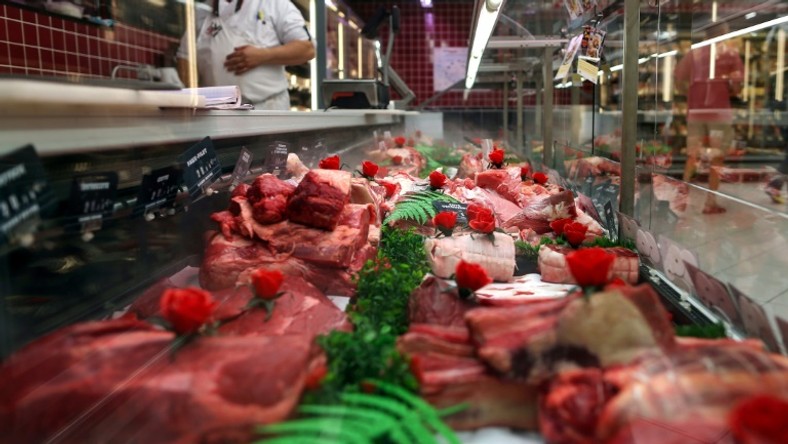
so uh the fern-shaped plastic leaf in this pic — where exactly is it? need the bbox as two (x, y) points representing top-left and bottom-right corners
(256, 417), (369, 444)
(365, 380), (464, 444)
(253, 436), (324, 444)
(383, 190), (459, 225)
(340, 392), (437, 444)
(298, 405), (408, 444)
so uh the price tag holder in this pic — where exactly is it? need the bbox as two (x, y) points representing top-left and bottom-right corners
(577, 192), (602, 224)
(433, 201), (468, 224)
(265, 141), (289, 178)
(178, 137), (221, 198)
(229, 147), (253, 188)
(67, 172), (118, 233)
(136, 166), (181, 217)
(0, 145), (53, 246)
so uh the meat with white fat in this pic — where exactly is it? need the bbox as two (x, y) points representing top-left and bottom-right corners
(424, 233), (516, 283)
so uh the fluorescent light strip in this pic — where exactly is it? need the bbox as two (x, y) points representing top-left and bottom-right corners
(465, 1), (504, 89)
(338, 22), (345, 79)
(604, 50), (677, 75)
(692, 15), (788, 49)
(358, 36), (363, 79)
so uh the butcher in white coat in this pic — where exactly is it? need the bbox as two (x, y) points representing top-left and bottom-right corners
(177, 0), (315, 110)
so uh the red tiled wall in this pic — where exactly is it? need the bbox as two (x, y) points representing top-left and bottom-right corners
(350, 1), (501, 108)
(0, 3), (178, 78)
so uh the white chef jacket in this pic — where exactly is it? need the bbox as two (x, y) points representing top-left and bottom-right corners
(177, 0), (311, 107)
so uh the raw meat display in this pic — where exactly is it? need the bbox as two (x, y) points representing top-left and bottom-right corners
(129, 275), (350, 338)
(0, 319), (324, 444)
(424, 233), (516, 282)
(246, 174), (296, 225)
(473, 274), (576, 306)
(286, 169), (352, 230)
(398, 323), (539, 430)
(408, 275), (476, 327)
(539, 244), (639, 285)
(503, 190), (577, 233)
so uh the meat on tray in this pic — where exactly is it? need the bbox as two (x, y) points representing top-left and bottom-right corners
(424, 233), (516, 283)
(539, 244), (639, 285)
(130, 275), (350, 338)
(0, 319), (323, 444)
(398, 322), (539, 431)
(473, 274), (576, 307)
(200, 232), (375, 295)
(466, 284), (674, 382)
(503, 190), (577, 234)
(286, 169), (352, 230)
(408, 275), (476, 327)
(246, 174), (296, 224)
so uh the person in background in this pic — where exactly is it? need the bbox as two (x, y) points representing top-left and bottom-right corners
(177, 0), (315, 110)
(765, 44), (788, 204)
(674, 22), (744, 214)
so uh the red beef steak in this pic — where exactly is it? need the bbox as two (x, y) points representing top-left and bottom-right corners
(130, 276), (350, 338)
(246, 174), (296, 225)
(0, 319), (322, 444)
(286, 169), (351, 230)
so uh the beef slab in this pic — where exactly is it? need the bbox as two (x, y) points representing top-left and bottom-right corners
(539, 244), (640, 285)
(286, 169), (351, 230)
(130, 276), (350, 338)
(246, 174), (296, 225)
(0, 319), (322, 444)
(408, 276), (476, 327)
(200, 232), (375, 295)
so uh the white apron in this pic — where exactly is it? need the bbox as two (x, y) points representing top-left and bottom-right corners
(195, 1), (288, 106)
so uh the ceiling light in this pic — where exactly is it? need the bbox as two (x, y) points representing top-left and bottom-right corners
(420, 0), (433, 8)
(465, 0), (505, 89)
(692, 15), (788, 49)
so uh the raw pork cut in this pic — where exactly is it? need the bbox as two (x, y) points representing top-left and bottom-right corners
(424, 233), (516, 282)
(246, 174), (296, 225)
(0, 319), (323, 444)
(130, 276), (350, 338)
(503, 190), (577, 233)
(398, 323), (539, 430)
(408, 275), (476, 327)
(473, 274), (576, 307)
(286, 169), (351, 230)
(538, 245), (639, 285)
(466, 284), (674, 382)
(458, 153), (484, 178)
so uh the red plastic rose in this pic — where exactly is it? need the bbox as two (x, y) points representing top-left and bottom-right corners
(533, 172), (548, 185)
(488, 148), (505, 167)
(433, 211), (457, 234)
(394, 136), (406, 147)
(392, 155), (403, 165)
(520, 166), (531, 181)
(565, 247), (616, 287)
(429, 170), (448, 189)
(729, 395), (788, 444)
(455, 260), (492, 292)
(250, 268), (284, 300)
(319, 155), (340, 170)
(605, 277), (628, 289)
(563, 221), (589, 247)
(361, 160), (379, 178)
(550, 218), (574, 236)
(467, 203), (495, 234)
(160, 288), (217, 335)
(380, 181), (397, 198)
(304, 363), (328, 390)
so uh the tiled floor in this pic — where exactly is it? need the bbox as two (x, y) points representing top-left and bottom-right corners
(637, 176), (788, 350)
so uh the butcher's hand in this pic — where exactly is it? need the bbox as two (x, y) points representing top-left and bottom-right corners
(224, 45), (268, 75)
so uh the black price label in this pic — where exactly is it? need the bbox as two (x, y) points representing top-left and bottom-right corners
(604, 201), (618, 241)
(136, 166), (181, 215)
(178, 137), (221, 198)
(68, 172), (118, 231)
(265, 141), (289, 178)
(229, 147), (253, 188)
(0, 145), (53, 245)
(433, 201), (468, 224)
